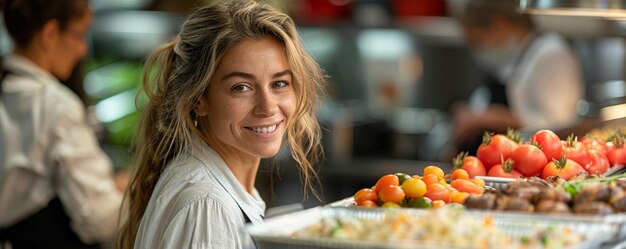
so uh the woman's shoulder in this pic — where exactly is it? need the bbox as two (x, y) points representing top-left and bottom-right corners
(154, 155), (238, 210)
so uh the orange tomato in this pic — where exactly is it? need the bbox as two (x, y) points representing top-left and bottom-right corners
(421, 174), (439, 185)
(379, 185), (405, 203)
(374, 174), (399, 194)
(424, 166), (445, 180)
(360, 200), (378, 207)
(354, 188), (377, 205)
(450, 179), (484, 195)
(451, 169), (470, 180)
(424, 183), (450, 203)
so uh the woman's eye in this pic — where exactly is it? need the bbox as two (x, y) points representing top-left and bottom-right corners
(273, 81), (289, 88)
(232, 84), (251, 92)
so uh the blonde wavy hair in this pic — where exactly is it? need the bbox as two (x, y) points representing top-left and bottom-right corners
(116, 0), (326, 248)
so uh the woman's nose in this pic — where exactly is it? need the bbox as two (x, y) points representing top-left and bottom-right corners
(253, 89), (278, 117)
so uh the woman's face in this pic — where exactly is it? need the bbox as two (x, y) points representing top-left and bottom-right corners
(196, 37), (296, 160)
(50, 9), (92, 80)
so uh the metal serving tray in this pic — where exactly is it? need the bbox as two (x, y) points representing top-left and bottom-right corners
(246, 206), (617, 249)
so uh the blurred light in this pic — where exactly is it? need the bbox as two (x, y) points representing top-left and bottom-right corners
(520, 0), (626, 18)
(357, 29), (413, 60)
(600, 103), (626, 121)
(299, 28), (341, 63)
(95, 90), (137, 123)
(330, 0), (351, 6)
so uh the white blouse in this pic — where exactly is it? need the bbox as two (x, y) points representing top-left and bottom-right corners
(0, 54), (123, 243)
(507, 33), (584, 130)
(134, 139), (266, 249)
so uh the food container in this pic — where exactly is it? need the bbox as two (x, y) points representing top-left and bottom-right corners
(245, 206), (617, 249)
(475, 176), (516, 190)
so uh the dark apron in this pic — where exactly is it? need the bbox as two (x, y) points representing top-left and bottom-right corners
(460, 34), (539, 154)
(0, 69), (102, 249)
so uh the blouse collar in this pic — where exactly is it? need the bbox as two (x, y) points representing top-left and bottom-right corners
(189, 138), (266, 224)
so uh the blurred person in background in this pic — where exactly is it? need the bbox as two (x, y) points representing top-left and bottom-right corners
(452, 0), (583, 153)
(116, 0), (326, 248)
(0, 0), (125, 248)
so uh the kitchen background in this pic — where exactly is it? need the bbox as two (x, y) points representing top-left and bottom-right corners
(2, 0), (626, 213)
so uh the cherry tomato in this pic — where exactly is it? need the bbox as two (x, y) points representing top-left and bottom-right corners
(421, 174), (439, 185)
(378, 185), (405, 203)
(408, 197), (432, 208)
(453, 152), (486, 178)
(587, 149), (610, 174)
(382, 202), (401, 208)
(450, 192), (469, 204)
(487, 159), (523, 178)
(541, 157), (585, 180)
(432, 200), (445, 208)
(451, 168), (470, 180)
(424, 183), (450, 203)
(402, 178), (427, 198)
(511, 144), (548, 177)
(395, 173), (411, 185)
(469, 178), (485, 187)
(531, 130), (562, 161)
(374, 174), (399, 194)
(424, 166), (445, 180)
(608, 137), (626, 166)
(354, 188), (378, 205)
(359, 200), (378, 207)
(562, 135), (592, 169)
(450, 179), (484, 195)
(477, 133), (518, 170)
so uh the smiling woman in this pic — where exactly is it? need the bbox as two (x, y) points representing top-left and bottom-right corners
(115, 0), (327, 248)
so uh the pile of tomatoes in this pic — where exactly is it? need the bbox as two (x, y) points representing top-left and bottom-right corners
(455, 129), (626, 180)
(354, 166), (485, 208)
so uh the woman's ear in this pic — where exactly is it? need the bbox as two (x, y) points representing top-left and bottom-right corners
(39, 20), (61, 52)
(194, 97), (209, 117)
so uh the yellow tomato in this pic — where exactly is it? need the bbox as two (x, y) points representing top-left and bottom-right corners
(402, 178), (427, 198)
(424, 166), (445, 180)
(382, 202), (401, 208)
(432, 200), (445, 208)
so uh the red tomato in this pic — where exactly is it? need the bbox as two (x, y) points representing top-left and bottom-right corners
(450, 179), (484, 195)
(424, 183), (451, 203)
(541, 158), (585, 180)
(487, 159), (523, 178)
(511, 144), (548, 177)
(374, 174), (399, 194)
(562, 135), (592, 169)
(587, 149), (610, 174)
(608, 144), (626, 166)
(354, 188), (378, 205)
(580, 137), (608, 155)
(378, 185), (405, 203)
(453, 152), (487, 178)
(531, 130), (562, 161)
(607, 142), (616, 155)
(477, 133), (518, 170)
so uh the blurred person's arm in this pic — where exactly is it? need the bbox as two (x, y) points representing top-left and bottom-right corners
(452, 103), (521, 145)
(49, 93), (123, 244)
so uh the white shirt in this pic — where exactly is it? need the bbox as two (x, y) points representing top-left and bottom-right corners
(0, 54), (123, 243)
(507, 33), (584, 130)
(134, 139), (266, 249)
